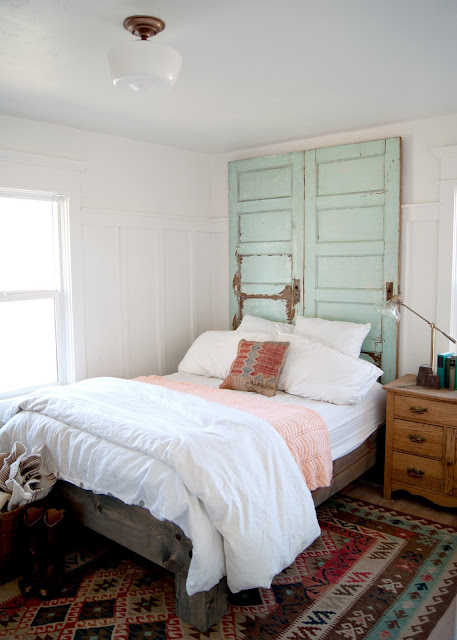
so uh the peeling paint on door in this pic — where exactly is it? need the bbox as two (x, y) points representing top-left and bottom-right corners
(229, 138), (400, 383)
(228, 152), (305, 328)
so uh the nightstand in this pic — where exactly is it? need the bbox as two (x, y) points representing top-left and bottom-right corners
(383, 374), (457, 508)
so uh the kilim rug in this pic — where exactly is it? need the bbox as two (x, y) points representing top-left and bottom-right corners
(0, 494), (456, 640)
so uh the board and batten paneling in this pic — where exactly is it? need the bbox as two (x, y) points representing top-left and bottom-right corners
(81, 210), (222, 380)
(125, 227), (163, 378)
(82, 224), (124, 379)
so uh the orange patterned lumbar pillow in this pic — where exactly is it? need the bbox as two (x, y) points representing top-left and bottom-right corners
(220, 339), (290, 397)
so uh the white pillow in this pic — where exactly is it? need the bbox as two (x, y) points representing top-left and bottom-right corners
(275, 333), (382, 405)
(294, 316), (370, 359)
(236, 314), (295, 335)
(178, 330), (274, 379)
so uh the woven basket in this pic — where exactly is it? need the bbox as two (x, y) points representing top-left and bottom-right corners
(0, 503), (28, 574)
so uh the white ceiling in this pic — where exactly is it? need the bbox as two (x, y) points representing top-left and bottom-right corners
(1, 0), (456, 153)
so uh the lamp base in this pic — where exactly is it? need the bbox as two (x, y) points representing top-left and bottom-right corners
(416, 364), (440, 389)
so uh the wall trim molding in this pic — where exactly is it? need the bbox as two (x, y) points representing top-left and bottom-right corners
(0, 149), (87, 171)
(208, 217), (228, 233)
(401, 202), (440, 208)
(432, 147), (457, 349)
(402, 202), (440, 223)
(82, 208), (228, 233)
(432, 145), (457, 159)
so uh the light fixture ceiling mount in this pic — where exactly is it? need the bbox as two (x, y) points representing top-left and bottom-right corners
(108, 15), (182, 92)
(122, 16), (165, 40)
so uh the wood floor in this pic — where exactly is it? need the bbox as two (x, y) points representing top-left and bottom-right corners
(340, 478), (457, 526)
(339, 478), (457, 640)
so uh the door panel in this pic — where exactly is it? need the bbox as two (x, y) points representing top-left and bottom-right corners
(229, 152), (304, 327)
(238, 166), (292, 200)
(318, 156), (385, 195)
(318, 207), (384, 242)
(305, 137), (401, 381)
(240, 210), (292, 243)
(317, 256), (384, 289)
(240, 255), (292, 284)
(316, 139), (386, 163)
(228, 138), (400, 382)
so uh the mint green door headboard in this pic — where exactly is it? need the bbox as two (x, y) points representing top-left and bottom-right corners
(228, 152), (305, 327)
(304, 138), (400, 382)
(228, 137), (401, 382)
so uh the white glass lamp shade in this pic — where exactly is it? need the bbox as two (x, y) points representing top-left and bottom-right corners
(377, 297), (401, 322)
(108, 39), (182, 91)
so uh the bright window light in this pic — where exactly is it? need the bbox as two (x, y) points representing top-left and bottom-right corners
(0, 198), (57, 292)
(0, 194), (64, 396)
(0, 299), (58, 392)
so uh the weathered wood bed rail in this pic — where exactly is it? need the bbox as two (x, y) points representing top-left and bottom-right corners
(55, 427), (382, 632)
(56, 482), (228, 631)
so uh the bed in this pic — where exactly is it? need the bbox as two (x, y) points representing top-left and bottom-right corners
(0, 320), (387, 631)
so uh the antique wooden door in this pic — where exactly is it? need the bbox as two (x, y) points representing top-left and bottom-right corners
(228, 152), (305, 328)
(228, 137), (400, 382)
(304, 138), (400, 381)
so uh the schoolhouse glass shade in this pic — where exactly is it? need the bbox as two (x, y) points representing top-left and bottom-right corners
(108, 39), (182, 92)
(377, 296), (401, 322)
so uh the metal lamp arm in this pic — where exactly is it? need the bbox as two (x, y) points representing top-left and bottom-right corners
(435, 326), (457, 343)
(399, 301), (457, 344)
(399, 301), (432, 326)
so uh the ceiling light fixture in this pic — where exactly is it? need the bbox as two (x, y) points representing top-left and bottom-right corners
(108, 15), (182, 92)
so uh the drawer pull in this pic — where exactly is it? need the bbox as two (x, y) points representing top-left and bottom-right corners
(407, 466), (425, 478)
(409, 405), (428, 415)
(409, 434), (426, 444)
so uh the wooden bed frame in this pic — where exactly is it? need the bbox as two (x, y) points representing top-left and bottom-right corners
(54, 427), (382, 632)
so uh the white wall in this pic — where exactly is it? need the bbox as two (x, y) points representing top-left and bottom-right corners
(2, 112), (457, 383)
(0, 114), (222, 381)
(209, 113), (457, 376)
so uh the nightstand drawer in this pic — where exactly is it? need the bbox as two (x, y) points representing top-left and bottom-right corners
(392, 420), (444, 459)
(392, 451), (442, 493)
(394, 395), (456, 427)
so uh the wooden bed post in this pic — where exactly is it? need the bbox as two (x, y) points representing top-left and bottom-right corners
(175, 572), (228, 631)
(55, 482), (228, 632)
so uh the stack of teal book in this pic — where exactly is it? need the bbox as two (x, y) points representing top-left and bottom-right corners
(437, 352), (457, 388)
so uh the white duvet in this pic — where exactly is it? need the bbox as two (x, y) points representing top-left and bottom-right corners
(0, 376), (321, 595)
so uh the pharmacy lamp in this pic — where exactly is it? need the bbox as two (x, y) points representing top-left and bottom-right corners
(379, 294), (456, 387)
(108, 16), (182, 92)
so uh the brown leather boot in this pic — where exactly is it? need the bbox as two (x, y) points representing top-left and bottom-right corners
(20, 506), (45, 596)
(39, 508), (65, 599)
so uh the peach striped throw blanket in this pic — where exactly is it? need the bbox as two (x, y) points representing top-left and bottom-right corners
(136, 375), (332, 491)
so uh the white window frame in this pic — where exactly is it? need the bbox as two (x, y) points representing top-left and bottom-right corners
(0, 149), (85, 418)
(432, 145), (457, 350)
(0, 190), (73, 400)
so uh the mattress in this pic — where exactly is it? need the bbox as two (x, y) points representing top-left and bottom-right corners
(165, 372), (386, 461)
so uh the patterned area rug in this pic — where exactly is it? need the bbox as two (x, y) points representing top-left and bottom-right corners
(0, 494), (456, 640)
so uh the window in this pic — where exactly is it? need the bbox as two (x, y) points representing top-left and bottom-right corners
(432, 145), (457, 352)
(451, 186), (457, 340)
(0, 192), (72, 398)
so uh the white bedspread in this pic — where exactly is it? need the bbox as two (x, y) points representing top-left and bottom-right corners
(0, 376), (320, 595)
